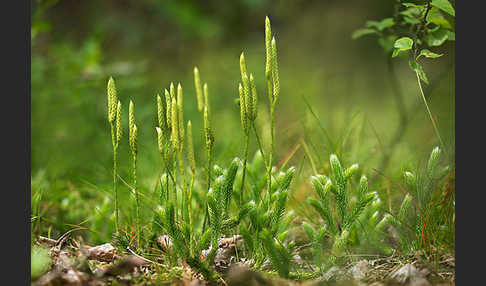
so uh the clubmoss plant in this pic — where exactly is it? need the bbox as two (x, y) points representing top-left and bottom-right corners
(193, 68), (214, 192)
(225, 17), (300, 277)
(351, 191), (394, 255)
(128, 100), (140, 248)
(265, 17), (280, 202)
(107, 77), (122, 233)
(150, 156), (241, 281)
(203, 84), (214, 188)
(156, 91), (176, 205)
(304, 154), (378, 270)
(186, 120), (196, 253)
(193, 68), (214, 231)
(238, 158), (296, 275)
(175, 84), (189, 223)
(394, 146), (453, 255)
(237, 52), (258, 204)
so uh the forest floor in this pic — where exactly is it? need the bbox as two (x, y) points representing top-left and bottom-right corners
(31, 233), (454, 286)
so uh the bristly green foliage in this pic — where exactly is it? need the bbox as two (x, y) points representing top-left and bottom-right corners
(260, 229), (295, 278)
(237, 154), (296, 275)
(392, 146), (454, 255)
(149, 144), (241, 280)
(222, 158), (240, 215)
(304, 154), (383, 270)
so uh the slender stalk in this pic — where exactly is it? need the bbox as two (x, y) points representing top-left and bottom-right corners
(172, 155), (178, 220)
(251, 122), (267, 165)
(110, 123), (119, 234)
(201, 81), (213, 233)
(133, 155), (140, 248)
(189, 173), (195, 255)
(202, 144), (212, 233)
(166, 170), (170, 201)
(266, 77), (274, 197)
(159, 148), (176, 202)
(239, 134), (250, 205)
(207, 147), (212, 192)
(186, 120), (196, 255)
(177, 150), (188, 222)
(129, 101), (139, 248)
(113, 150), (118, 233)
(415, 71), (445, 149)
(267, 104), (275, 197)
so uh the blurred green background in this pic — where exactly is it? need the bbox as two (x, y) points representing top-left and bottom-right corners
(31, 0), (454, 241)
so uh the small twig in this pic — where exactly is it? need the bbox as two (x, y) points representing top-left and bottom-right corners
(415, 70), (445, 149)
(126, 246), (159, 265)
(55, 227), (89, 248)
(37, 236), (57, 247)
(219, 277), (229, 286)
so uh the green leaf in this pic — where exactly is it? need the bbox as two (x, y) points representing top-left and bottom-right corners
(394, 37), (413, 51)
(409, 60), (429, 84)
(392, 48), (401, 58)
(351, 28), (378, 39)
(426, 8), (452, 29)
(418, 49), (443, 59)
(403, 15), (421, 25)
(425, 29), (449, 46)
(365, 18), (395, 31)
(431, 0), (455, 17)
(400, 6), (425, 18)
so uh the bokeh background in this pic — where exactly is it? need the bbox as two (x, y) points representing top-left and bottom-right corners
(31, 0), (454, 242)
